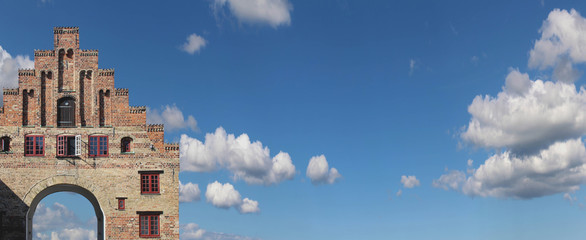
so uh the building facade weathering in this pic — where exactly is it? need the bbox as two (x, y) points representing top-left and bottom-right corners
(0, 27), (180, 239)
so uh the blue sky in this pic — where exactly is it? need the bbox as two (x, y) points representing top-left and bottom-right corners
(4, 0), (586, 239)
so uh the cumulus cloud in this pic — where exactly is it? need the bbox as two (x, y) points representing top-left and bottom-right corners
(238, 198), (260, 214)
(306, 155), (342, 185)
(181, 222), (261, 240)
(396, 189), (402, 197)
(433, 170), (466, 191)
(180, 127), (295, 185)
(179, 181), (201, 203)
(529, 9), (586, 73)
(147, 104), (198, 132)
(450, 10), (586, 199)
(0, 45), (34, 94)
(212, 0), (293, 28)
(400, 175), (420, 188)
(33, 203), (97, 240)
(461, 70), (586, 155)
(181, 223), (206, 240)
(181, 33), (207, 54)
(205, 181), (260, 214)
(436, 139), (586, 199)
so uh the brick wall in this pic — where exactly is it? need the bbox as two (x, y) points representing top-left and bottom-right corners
(0, 27), (179, 240)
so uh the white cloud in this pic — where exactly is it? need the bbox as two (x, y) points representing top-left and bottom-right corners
(0, 45), (34, 92)
(32, 203), (97, 240)
(451, 139), (586, 199)
(528, 9), (586, 83)
(182, 33), (207, 54)
(396, 189), (402, 197)
(57, 228), (96, 240)
(238, 198), (260, 214)
(504, 68), (531, 96)
(444, 10), (586, 199)
(461, 71), (586, 155)
(181, 222), (261, 240)
(564, 192), (578, 204)
(205, 181), (260, 214)
(181, 223), (206, 240)
(180, 127), (295, 185)
(409, 59), (416, 76)
(212, 0), (293, 28)
(179, 181), (201, 203)
(147, 104), (198, 132)
(529, 9), (586, 68)
(205, 181), (242, 209)
(400, 175), (420, 188)
(432, 170), (466, 191)
(306, 155), (342, 185)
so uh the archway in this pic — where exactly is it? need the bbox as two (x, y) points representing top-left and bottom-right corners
(26, 184), (105, 240)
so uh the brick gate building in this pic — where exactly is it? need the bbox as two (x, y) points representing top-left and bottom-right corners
(0, 27), (180, 239)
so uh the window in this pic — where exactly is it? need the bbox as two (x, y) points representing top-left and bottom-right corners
(121, 137), (132, 153)
(89, 136), (108, 157)
(1, 137), (10, 152)
(57, 135), (81, 157)
(25, 135), (44, 156)
(57, 97), (75, 127)
(118, 198), (125, 210)
(141, 173), (159, 194)
(139, 214), (159, 237)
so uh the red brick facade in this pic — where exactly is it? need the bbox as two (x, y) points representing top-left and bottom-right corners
(0, 27), (179, 239)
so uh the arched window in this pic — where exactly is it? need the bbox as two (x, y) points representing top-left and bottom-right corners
(1, 136), (10, 152)
(121, 137), (133, 153)
(57, 97), (75, 127)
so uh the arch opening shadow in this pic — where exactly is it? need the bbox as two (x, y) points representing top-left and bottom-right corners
(26, 184), (104, 240)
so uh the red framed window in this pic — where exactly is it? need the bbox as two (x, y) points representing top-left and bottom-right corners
(141, 173), (159, 194)
(88, 136), (108, 157)
(25, 135), (44, 156)
(139, 214), (159, 237)
(118, 198), (125, 210)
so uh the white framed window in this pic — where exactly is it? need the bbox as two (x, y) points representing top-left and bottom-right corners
(57, 135), (81, 157)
